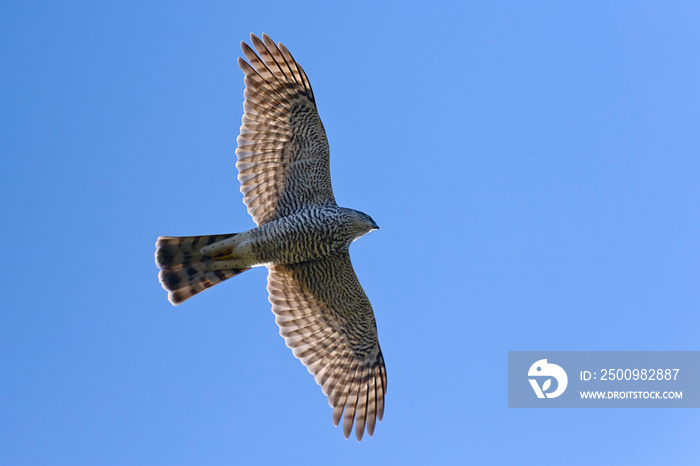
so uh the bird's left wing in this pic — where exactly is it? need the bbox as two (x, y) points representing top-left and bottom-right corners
(237, 33), (336, 226)
(266, 252), (387, 441)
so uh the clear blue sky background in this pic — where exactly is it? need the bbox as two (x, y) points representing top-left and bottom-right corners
(2, 1), (699, 464)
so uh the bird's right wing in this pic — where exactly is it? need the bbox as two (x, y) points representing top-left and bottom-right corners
(236, 33), (336, 226)
(266, 252), (387, 441)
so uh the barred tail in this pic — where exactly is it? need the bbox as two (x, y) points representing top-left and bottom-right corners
(155, 234), (250, 305)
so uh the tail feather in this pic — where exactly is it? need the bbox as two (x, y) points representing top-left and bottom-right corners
(155, 234), (250, 305)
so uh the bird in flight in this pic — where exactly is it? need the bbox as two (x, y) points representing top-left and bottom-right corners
(155, 33), (386, 441)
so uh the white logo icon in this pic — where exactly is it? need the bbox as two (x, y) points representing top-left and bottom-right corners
(528, 359), (568, 398)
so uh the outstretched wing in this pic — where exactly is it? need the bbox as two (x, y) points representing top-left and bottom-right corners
(267, 252), (387, 441)
(236, 33), (336, 226)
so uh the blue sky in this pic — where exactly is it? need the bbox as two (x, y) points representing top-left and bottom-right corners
(2, 1), (699, 464)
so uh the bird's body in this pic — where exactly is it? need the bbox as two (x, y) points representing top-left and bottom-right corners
(155, 33), (386, 441)
(247, 205), (379, 266)
(157, 206), (377, 298)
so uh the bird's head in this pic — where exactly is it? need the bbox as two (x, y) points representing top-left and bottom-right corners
(348, 209), (379, 241)
(363, 212), (380, 232)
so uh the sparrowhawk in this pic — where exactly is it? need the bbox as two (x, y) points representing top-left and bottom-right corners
(155, 33), (386, 441)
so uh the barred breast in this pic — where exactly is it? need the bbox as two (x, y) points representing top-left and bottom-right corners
(249, 205), (369, 266)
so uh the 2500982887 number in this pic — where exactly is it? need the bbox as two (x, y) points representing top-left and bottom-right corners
(600, 369), (679, 381)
